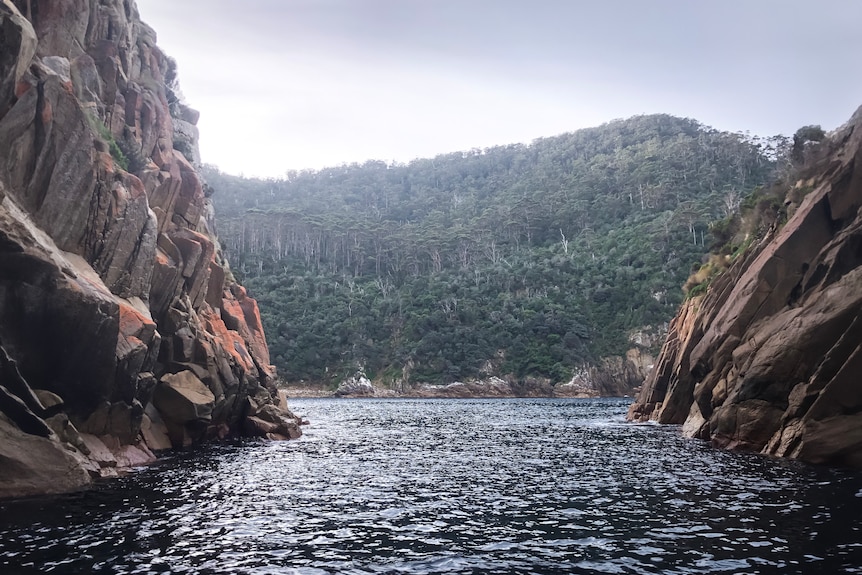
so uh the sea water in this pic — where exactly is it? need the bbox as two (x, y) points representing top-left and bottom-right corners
(1, 398), (861, 574)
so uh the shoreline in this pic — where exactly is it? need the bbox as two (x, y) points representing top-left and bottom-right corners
(281, 387), (634, 400)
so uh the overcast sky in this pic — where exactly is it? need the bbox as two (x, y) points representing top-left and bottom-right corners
(135, 0), (862, 177)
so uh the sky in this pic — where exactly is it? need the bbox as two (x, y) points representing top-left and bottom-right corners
(135, 0), (862, 178)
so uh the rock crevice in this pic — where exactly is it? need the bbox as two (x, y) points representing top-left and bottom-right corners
(0, 0), (300, 499)
(628, 106), (862, 467)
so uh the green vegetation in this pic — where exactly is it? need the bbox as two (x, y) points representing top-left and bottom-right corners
(791, 124), (825, 165)
(684, 140), (812, 298)
(207, 115), (780, 386)
(683, 255), (728, 299)
(87, 113), (129, 171)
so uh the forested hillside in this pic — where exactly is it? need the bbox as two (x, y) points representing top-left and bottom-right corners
(206, 115), (783, 388)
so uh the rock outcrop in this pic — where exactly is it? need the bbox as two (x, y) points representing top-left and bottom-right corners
(628, 105), (862, 467)
(0, 0), (299, 499)
(555, 330), (660, 398)
(333, 371), (377, 397)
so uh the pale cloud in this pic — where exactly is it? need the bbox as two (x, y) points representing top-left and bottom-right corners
(136, 0), (862, 177)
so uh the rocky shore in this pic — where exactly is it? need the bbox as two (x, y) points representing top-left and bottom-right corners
(0, 0), (299, 499)
(627, 105), (862, 467)
(284, 372), (640, 399)
(286, 327), (660, 400)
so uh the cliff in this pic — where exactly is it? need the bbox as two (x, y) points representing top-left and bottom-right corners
(628, 105), (862, 467)
(0, 0), (300, 499)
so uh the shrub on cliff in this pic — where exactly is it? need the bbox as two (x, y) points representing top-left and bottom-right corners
(86, 112), (129, 172)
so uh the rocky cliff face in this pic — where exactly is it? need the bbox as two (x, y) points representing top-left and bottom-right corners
(628, 106), (862, 467)
(555, 328), (662, 398)
(0, 0), (300, 499)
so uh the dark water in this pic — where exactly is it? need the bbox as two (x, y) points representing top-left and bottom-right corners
(2, 398), (862, 574)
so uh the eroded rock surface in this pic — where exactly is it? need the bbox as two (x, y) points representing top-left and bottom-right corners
(628, 106), (862, 467)
(0, 0), (299, 499)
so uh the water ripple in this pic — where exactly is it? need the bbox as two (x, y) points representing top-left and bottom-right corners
(1, 398), (862, 574)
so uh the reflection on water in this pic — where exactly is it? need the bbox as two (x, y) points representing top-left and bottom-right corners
(2, 398), (861, 574)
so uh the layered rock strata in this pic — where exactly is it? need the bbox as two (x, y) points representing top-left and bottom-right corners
(628, 106), (862, 467)
(0, 0), (299, 499)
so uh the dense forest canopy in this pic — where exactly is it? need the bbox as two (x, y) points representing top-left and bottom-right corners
(206, 115), (784, 387)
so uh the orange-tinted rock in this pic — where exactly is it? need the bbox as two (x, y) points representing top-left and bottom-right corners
(114, 302), (159, 415)
(628, 106), (862, 467)
(173, 152), (205, 227)
(222, 285), (274, 378)
(170, 228), (214, 309)
(0, 0), (300, 498)
(200, 302), (257, 374)
(205, 262), (226, 308)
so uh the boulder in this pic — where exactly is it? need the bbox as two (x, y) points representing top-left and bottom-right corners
(79, 433), (118, 469)
(0, 412), (91, 499)
(140, 404), (172, 452)
(243, 403), (302, 441)
(335, 371), (375, 397)
(33, 389), (64, 412)
(41, 55), (70, 80)
(153, 370), (215, 424)
(44, 412), (88, 453)
(76, 400), (144, 444)
(114, 442), (156, 469)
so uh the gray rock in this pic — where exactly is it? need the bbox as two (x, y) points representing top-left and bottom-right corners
(70, 53), (104, 107)
(42, 56), (71, 81)
(154, 370), (215, 424)
(0, 411), (91, 499)
(0, 0), (37, 120)
(335, 371), (376, 396)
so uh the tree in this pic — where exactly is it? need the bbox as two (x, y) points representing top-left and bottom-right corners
(205, 114), (776, 386)
(791, 125), (826, 165)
